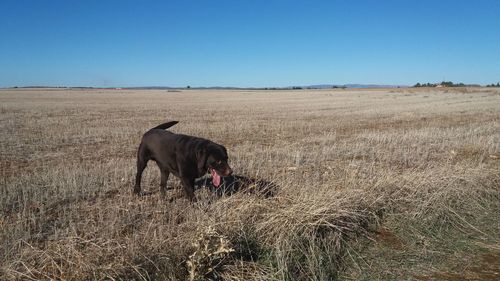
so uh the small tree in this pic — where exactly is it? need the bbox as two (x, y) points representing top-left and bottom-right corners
(440, 81), (453, 87)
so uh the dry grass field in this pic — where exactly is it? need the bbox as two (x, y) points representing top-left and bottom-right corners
(1, 87), (499, 280)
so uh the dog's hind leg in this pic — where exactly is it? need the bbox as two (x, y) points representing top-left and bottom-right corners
(160, 168), (171, 196)
(134, 144), (150, 195)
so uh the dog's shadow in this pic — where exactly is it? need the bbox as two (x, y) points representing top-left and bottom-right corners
(194, 174), (278, 198)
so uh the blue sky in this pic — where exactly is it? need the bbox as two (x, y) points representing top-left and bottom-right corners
(1, 0), (499, 87)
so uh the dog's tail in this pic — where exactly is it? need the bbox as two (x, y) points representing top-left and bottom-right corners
(151, 121), (179, 131)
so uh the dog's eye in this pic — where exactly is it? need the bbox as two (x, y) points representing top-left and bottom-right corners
(216, 160), (222, 165)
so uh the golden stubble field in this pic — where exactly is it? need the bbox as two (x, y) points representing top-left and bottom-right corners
(1, 88), (499, 280)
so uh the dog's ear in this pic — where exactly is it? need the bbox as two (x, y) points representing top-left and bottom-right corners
(196, 148), (208, 174)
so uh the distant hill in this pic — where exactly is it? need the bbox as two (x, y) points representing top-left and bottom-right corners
(304, 84), (407, 89)
(132, 84), (410, 90)
(6, 84), (409, 90)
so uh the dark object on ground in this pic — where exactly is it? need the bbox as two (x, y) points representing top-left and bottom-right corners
(134, 121), (233, 201)
(194, 174), (277, 198)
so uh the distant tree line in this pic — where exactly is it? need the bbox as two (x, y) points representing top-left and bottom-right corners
(413, 82), (438, 87)
(486, 83), (500, 87)
(413, 81), (468, 88)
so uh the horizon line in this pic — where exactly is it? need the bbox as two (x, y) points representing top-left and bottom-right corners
(2, 81), (494, 90)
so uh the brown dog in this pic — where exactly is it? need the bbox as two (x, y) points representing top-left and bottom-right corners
(134, 121), (232, 201)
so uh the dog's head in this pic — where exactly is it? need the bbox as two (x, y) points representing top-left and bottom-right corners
(197, 143), (233, 177)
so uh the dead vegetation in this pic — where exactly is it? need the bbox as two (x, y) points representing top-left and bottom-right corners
(1, 88), (499, 280)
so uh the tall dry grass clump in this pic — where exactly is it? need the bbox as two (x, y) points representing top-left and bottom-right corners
(1, 88), (499, 280)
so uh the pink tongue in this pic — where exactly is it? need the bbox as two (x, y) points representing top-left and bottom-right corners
(211, 168), (221, 188)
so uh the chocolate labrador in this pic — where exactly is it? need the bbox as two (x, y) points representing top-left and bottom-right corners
(134, 121), (232, 201)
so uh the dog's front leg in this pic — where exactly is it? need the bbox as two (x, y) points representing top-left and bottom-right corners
(181, 177), (196, 202)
